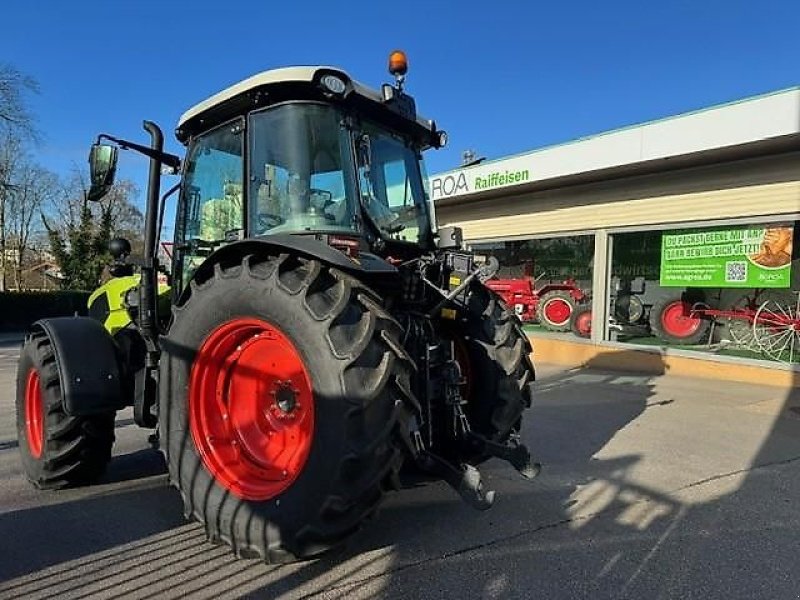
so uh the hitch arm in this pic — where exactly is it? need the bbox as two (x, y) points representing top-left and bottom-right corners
(417, 451), (495, 510)
(466, 432), (542, 481)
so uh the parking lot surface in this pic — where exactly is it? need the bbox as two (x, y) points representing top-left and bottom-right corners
(1, 339), (800, 599)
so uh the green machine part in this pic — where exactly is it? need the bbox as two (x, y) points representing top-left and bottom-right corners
(87, 275), (171, 335)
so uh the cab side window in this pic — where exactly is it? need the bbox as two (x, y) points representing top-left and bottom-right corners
(177, 121), (244, 285)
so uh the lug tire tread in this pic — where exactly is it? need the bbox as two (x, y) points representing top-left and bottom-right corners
(162, 254), (418, 563)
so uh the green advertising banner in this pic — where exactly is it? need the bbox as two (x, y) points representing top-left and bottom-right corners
(660, 225), (793, 288)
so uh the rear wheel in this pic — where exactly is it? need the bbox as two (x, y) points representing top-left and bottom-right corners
(650, 296), (710, 345)
(160, 254), (416, 562)
(453, 286), (535, 461)
(16, 331), (115, 489)
(537, 291), (575, 332)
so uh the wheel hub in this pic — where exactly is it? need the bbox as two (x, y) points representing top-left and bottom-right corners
(542, 298), (572, 326)
(272, 383), (299, 417)
(661, 301), (701, 337)
(189, 318), (315, 501)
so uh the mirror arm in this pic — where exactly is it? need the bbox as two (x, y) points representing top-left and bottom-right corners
(97, 134), (181, 171)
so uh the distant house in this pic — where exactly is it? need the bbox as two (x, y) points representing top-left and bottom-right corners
(21, 261), (63, 291)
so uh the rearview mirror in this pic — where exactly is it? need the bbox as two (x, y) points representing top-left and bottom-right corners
(87, 143), (118, 201)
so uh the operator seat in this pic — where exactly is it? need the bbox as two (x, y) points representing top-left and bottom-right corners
(198, 181), (243, 241)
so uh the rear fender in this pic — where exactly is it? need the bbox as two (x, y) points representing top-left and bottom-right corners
(178, 236), (398, 305)
(30, 317), (126, 416)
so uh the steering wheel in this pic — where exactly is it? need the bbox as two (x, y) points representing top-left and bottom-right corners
(257, 213), (286, 231)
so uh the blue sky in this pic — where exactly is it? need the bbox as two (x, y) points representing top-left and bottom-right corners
(2, 0), (798, 231)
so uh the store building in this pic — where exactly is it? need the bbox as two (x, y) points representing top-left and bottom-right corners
(430, 87), (800, 386)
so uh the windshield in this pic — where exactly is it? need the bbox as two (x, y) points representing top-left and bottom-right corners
(249, 104), (358, 235)
(356, 125), (432, 245)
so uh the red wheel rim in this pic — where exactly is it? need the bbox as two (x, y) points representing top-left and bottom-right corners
(189, 318), (315, 501)
(25, 369), (44, 458)
(575, 312), (592, 336)
(661, 301), (701, 338)
(542, 298), (572, 326)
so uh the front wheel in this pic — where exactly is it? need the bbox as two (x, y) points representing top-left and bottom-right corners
(450, 286), (535, 462)
(16, 331), (115, 489)
(160, 254), (416, 562)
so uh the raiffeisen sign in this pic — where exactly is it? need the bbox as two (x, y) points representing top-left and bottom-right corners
(428, 86), (800, 202)
(430, 155), (532, 200)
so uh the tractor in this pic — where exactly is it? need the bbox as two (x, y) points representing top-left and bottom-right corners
(15, 52), (538, 562)
(484, 260), (587, 331)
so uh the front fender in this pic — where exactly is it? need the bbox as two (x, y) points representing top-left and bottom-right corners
(30, 317), (126, 416)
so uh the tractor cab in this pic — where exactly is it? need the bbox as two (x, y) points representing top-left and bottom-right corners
(171, 59), (446, 288)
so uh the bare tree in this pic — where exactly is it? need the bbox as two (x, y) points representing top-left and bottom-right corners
(0, 64), (39, 137)
(0, 64), (39, 291)
(101, 179), (144, 235)
(0, 133), (24, 290)
(49, 170), (142, 238)
(6, 163), (58, 289)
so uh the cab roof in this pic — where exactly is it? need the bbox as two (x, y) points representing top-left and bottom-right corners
(175, 66), (438, 145)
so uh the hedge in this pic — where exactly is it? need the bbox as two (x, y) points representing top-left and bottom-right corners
(0, 291), (91, 332)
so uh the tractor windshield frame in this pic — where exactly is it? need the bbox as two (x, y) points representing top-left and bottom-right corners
(173, 99), (436, 292)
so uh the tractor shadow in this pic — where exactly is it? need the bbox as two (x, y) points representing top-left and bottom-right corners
(100, 447), (167, 484)
(243, 352), (671, 598)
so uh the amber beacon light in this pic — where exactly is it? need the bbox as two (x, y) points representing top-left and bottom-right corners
(388, 50), (408, 76)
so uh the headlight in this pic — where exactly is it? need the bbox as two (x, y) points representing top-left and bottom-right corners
(320, 74), (346, 95)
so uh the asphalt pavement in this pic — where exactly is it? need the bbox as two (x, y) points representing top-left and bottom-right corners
(1, 339), (800, 599)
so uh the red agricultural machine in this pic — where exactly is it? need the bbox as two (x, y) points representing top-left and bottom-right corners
(484, 264), (587, 331)
(568, 281), (800, 365)
(657, 289), (800, 362)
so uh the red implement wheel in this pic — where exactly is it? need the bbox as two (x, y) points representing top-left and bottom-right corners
(538, 290), (576, 332)
(570, 303), (592, 339)
(752, 295), (800, 363)
(161, 254), (417, 563)
(189, 318), (315, 501)
(24, 369), (44, 458)
(650, 296), (710, 345)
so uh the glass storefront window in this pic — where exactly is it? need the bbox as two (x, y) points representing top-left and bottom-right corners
(472, 235), (594, 337)
(607, 221), (800, 364)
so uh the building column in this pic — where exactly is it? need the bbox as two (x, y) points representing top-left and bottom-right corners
(591, 230), (610, 343)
